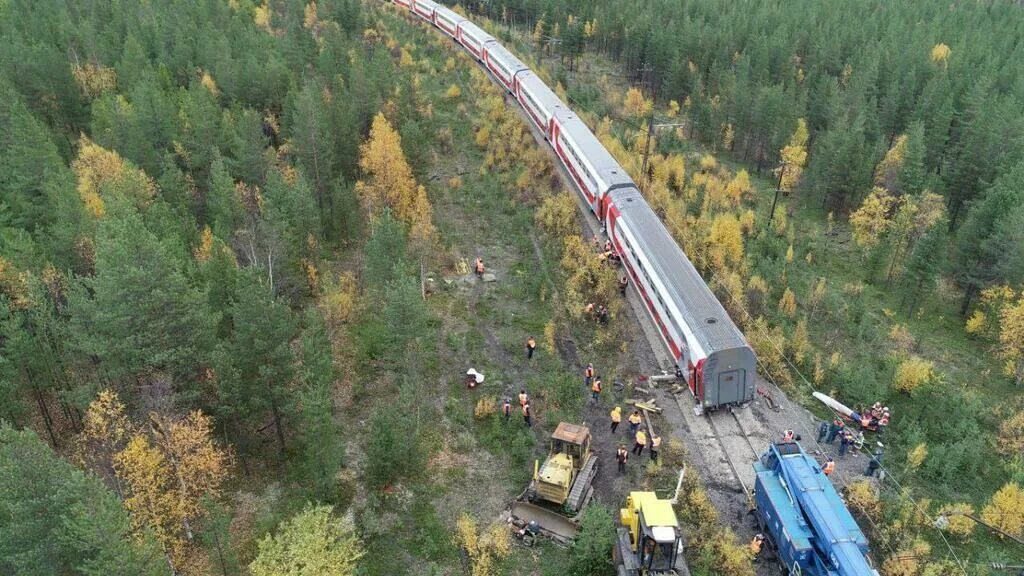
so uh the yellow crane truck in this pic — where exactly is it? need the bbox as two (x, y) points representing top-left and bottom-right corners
(613, 486), (687, 575)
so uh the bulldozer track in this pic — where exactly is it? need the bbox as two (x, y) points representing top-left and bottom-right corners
(567, 454), (598, 512)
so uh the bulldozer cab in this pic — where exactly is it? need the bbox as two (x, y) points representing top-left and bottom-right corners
(549, 422), (591, 465)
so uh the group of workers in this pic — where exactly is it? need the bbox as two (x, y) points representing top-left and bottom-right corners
(583, 302), (611, 324)
(502, 389), (533, 427)
(593, 237), (622, 265)
(585, 362), (662, 473)
(817, 417), (865, 456)
(854, 402), (891, 431)
(612, 405), (661, 473)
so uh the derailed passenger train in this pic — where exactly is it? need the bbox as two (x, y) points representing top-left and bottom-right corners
(393, 0), (756, 412)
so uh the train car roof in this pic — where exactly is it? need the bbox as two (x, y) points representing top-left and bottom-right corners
(515, 70), (568, 114)
(433, 4), (463, 22)
(484, 41), (527, 72)
(609, 188), (750, 355)
(554, 108), (632, 188)
(457, 18), (490, 40)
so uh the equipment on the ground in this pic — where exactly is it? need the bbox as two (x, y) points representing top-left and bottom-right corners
(813, 392), (887, 432)
(509, 423), (598, 543)
(525, 423), (597, 512)
(510, 518), (541, 547)
(753, 442), (880, 576)
(613, 473), (686, 576)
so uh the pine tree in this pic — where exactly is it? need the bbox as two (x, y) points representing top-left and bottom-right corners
(70, 201), (213, 385)
(206, 150), (242, 240)
(290, 80), (338, 223)
(221, 269), (296, 454)
(362, 211), (409, 290)
(899, 221), (947, 314)
(0, 424), (169, 576)
(296, 310), (344, 500)
(364, 382), (424, 489)
(954, 161), (1024, 316)
(0, 80), (76, 239)
(899, 120), (926, 196)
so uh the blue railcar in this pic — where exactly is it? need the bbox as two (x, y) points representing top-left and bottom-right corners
(753, 442), (879, 576)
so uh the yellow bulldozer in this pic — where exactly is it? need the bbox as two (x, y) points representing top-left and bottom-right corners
(613, 472), (688, 575)
(509, 423), (598, 542)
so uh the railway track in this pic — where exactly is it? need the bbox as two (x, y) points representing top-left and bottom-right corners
(705, 408), (762, 497)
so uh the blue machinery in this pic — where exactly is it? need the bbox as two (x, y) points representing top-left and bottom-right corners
(753, 442), (880, 576)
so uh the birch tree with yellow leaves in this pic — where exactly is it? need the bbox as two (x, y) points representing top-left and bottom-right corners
(113, 410), (231, 571)
(355, 113), (435, 243)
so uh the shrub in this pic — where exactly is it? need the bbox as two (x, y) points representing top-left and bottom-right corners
(474, 397), (496, 420)
(934, 502), (975, 537)
(893, 356), (934, 393)
(570, 505), (616, 576)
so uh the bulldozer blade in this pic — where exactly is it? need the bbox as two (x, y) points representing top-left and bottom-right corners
(509, 501), (580, 543)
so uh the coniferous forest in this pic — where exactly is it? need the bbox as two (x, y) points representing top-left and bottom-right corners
(2, 0), (1024, 575)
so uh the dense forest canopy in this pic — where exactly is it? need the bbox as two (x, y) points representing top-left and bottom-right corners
(2, 0), (1024, 573)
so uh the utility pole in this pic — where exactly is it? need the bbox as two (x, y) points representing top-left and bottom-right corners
(765, 162), (786, 231)
(637, 61), (656, 191)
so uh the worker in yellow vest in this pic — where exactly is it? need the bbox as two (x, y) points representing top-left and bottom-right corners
(632, 429), (647, 456)
(628, 410), (642, 435)
(518, 389), (528, 407)
(609, 406), (622, 433)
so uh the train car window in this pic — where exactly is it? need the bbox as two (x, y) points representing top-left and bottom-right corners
(493, 56), (512, 78)
(561, 134), (597, 193)
(524, 88), (544, 121)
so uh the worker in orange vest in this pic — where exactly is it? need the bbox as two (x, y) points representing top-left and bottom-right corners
(518, 389), (528, 407)
(782, 429), (795, 442)
(474, 257), (485, 276)
(591, 377), (602, 401)
(823, 457), (835, 476)
(632, 429), (647, 455)
(609, 406), (622, 433)
(526, 336), (536, 359)
(750, 533), (765, 560)
(616, 444), (628, 473)
(584, 363), (594, 387)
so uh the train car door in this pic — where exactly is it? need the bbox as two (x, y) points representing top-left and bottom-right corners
(715, 369), (742, 407)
